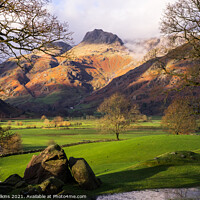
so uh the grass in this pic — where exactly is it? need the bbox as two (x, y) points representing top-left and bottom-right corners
(12, 128), (166, 151)
(5, 87), (87, 107)
(1, 118), (200, 197)
(29, 91), (62, 105)
(6, 95), (32, 106)
(0, 117), (166, 151)
(1, 134), (200, 196)
(64, 135), (200, 176)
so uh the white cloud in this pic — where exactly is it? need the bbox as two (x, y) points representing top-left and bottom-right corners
(51, 0), (176, 44)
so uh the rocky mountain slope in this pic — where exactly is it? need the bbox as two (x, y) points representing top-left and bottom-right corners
(82, 43), (200, 115)
(0, 30), (135, 116)
(1, 29), (196, 116)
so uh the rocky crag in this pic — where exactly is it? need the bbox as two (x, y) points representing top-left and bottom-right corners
(0, 29), (134, 116)
(0, 29), (198, 116)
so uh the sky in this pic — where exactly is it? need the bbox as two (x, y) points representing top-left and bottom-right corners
(50, 0), (176, 44)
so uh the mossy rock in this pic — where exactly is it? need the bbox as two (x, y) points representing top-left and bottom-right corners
(20, 185), (42, 196)
(15, 181), (28, 189)
(3, 174), (23, 186)
(69, 157), (101, 190)
(39, 177), (64, 194)
(140, 151), (200, 168)
(24, 144), (73, 184)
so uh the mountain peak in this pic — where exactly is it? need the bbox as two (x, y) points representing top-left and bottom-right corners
(81, 29), (124, 45)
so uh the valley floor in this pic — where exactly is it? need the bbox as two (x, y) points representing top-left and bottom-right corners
(0, 117), (200, 197)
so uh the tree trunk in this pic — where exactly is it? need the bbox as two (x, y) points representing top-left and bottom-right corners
(116, 132), (119, 140)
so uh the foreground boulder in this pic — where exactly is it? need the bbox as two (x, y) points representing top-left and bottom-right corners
(24, 144), (73, 184)
(21, 185), (42, 196)
(39, 177), (64, 194)
(0, 174), (26, 194)
(3, 174), (23, 186)
(69, 157), (101, 190)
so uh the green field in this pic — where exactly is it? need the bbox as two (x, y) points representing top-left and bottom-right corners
(0, 117), (200, 196)
(0, 118), (165, 151)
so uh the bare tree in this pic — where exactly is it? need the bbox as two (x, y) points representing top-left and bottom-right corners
(0, 0), (72, 62)
(162, 97), (197, 135)
(159, 0), (200, 87)
(98, 93), (140, 140)
(160, 0), (200, 58)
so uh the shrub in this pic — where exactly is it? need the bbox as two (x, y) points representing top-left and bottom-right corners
(44, 119), (50, 127)
(56, 123), (63, 127)
(54, 116), (64, 122)
(86, 115), (96, 120)
(63, 121), (71, 127)
(0, 127), (22, 154)
(15, 121), (23, 126)
(140, 115), (148, 122)
(73, 122), (82, 126)
(41, 115), (47, 120)
(52, 116), (64, 127)
(7, 120), (12, 126)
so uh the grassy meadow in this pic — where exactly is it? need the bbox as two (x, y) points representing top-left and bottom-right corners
(0, 116), (200, 196)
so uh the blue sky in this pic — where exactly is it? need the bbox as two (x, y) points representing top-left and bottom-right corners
(50, 0), (176, 44)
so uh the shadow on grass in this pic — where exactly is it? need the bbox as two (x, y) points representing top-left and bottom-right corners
(61, 165), (171, 197)
(94, 165), (200, 194)
(96, 165), (170, 193)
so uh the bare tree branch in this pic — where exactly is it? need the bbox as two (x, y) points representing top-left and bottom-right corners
(0, 0), (73, 63)
(158, 0), (200, 87)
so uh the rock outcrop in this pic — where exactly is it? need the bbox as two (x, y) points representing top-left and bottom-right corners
(24, 144), (73, 184)
(43, 41), (72, 56)
(39, 177), (65, 195)
(0, 174), (27, 194)
(1, 144), (101, 196)
(3, 174), (24, 186)
(69, 157), (101, 190)
(82, 29), (124, 45)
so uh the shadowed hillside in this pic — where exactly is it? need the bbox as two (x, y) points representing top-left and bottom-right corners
(0, 99), (22, 118)
(82, 43), (200, 115)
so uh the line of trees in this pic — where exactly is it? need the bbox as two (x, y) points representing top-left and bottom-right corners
(97, 93), (199, 139)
